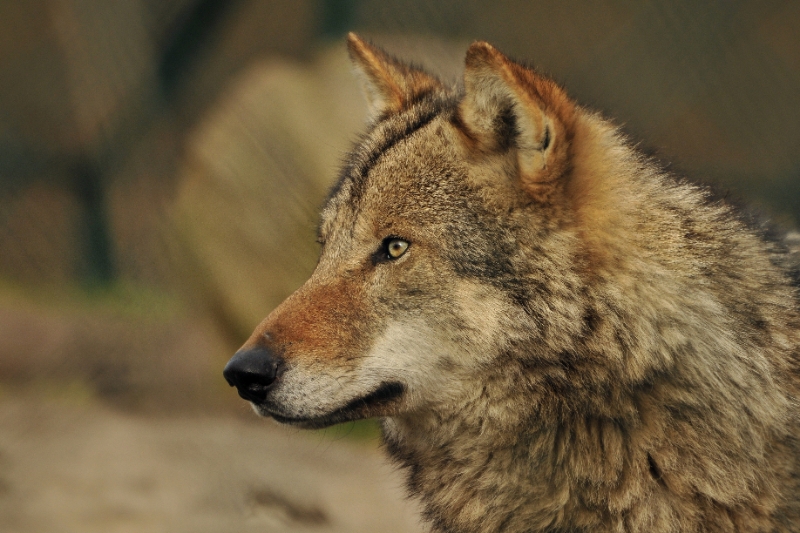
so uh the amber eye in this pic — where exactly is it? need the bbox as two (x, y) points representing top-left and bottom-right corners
(386, 238), (409, 259)
(371, 237), (410, 265)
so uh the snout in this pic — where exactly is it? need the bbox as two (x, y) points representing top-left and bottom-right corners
(223, 345), (284, 403)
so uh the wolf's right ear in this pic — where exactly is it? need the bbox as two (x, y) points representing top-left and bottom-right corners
(347, 33), (442, 121)
(457, 42), (576, 202)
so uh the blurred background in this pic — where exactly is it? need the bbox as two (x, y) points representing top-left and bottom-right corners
(0, 1), (797, 531)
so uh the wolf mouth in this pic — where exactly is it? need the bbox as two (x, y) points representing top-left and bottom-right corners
(265, 381), (406, 429)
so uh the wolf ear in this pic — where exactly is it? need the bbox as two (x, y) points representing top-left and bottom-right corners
(347, 33), (442, 120)
(458, 42), (575, 201)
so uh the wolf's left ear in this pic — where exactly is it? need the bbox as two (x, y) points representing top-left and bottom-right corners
(458, 42), (576, 201)
(347, 33), (442, 121)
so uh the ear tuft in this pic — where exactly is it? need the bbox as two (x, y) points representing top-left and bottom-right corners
(347, 33), (442, 121)
(457, 41), (576, 202)
(463, 41), (505, 71)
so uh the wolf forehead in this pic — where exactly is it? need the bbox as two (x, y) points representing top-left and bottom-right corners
(319, 91), (462, 235)
(320, 36), (572, 244)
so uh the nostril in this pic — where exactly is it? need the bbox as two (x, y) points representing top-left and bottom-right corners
(232, 372), (272, 402)
(223, 345), (283, 403)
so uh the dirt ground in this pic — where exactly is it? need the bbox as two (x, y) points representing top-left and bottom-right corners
(0, 394), (424, 533)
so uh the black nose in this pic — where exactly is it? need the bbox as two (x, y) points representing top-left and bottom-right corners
(223, 345), (283, 403)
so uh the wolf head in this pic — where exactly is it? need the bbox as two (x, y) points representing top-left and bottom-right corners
(222, 34), (598, 428)
(222, 34), (701, 429)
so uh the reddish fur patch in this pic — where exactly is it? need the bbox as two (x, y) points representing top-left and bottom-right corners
(459, 42), (578, 204)
(457, 42), (621, 274)
(245, 277), (367, 365)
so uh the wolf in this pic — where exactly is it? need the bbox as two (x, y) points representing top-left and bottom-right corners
(223, 33), (800, 532)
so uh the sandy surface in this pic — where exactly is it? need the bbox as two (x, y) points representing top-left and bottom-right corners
(0, 396), (424, 533)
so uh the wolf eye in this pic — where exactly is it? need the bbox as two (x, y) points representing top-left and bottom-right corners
(387, 238), (409, 259)
(372, 237), (410, 265)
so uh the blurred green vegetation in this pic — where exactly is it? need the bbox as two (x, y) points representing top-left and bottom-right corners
(0, 278), (184, 320)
